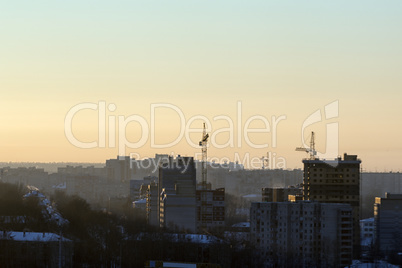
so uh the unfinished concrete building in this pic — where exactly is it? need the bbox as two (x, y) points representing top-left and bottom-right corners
(196, 188), (225, 232)
(302, 153), (361, 255)
(262, 186), (302, 202)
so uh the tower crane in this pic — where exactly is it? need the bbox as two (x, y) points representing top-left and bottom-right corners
(261, 153), (270, 169)
(296, 131), (316, 160)
(199, 123), (209, 190)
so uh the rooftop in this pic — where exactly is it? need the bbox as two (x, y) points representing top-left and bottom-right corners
(0, 231), (71, 242)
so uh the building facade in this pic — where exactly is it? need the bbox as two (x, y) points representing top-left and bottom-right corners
(302, 153), (361, 254)
(262, 186), (302, 202)
(196, 188), (225, 232)
(360, 217), (374, 240)
(106, 156), (132, 182)
(146, 182), (159, 227)
(250, 201), (353, 267)
(158, 156), (197, 232)
(0, 231), (73, 268)
(374, 193), (402, 254)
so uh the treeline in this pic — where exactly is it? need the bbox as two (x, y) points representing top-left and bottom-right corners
(0, 181), (51, 231)
(0, 182), (260, 267)
(51, 190), (259, 267)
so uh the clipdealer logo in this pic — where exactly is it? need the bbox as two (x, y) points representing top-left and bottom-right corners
(64, 101), (287, 155)
(299, 100), (340, 164)
(64, 100), (339, 168)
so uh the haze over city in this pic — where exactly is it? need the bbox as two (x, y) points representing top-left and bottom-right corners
(2, 1), (402, 268)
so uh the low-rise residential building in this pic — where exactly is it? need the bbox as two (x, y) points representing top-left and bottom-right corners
(360, 217), (374, 240)
(133, 198), (147, 210)
(0, 231), (73, 268)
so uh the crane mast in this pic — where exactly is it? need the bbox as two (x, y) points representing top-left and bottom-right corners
(295, 131), (316, 160)
(199, 123), (209, 190)
(261, 153), (269, 169)
(309, 131), (315, 159)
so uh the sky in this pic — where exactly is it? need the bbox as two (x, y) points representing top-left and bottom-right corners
(0, 1), (401, 171)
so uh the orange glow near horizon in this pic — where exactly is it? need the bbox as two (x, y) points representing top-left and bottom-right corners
(1, 1), (401, 171)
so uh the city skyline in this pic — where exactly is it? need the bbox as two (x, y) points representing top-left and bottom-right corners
(1, 1), (401, 171)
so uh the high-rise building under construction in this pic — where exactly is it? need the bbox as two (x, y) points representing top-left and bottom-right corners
(302, 153), (361, 256)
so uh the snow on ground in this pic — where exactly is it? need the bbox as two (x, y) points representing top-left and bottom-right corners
(24, 186), (68, 226)
(0, 231), (71, 242)
(348, 260), (400, 268)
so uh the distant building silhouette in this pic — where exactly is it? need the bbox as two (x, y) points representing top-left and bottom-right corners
(106, 156), (132, 182)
